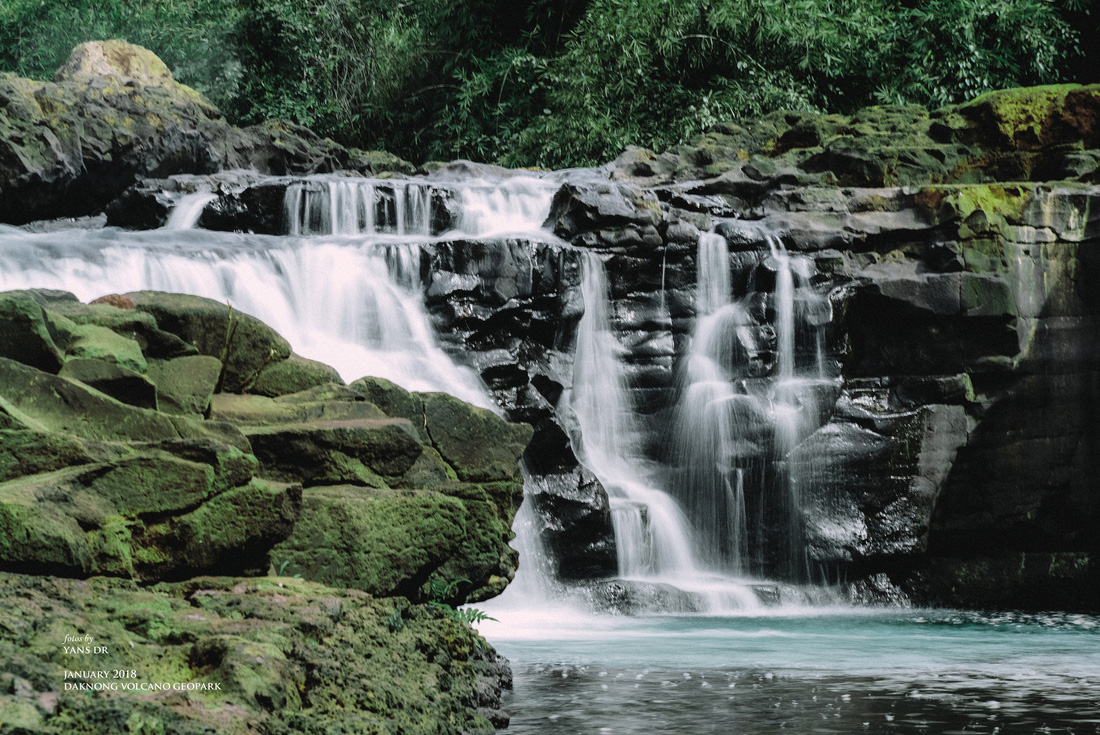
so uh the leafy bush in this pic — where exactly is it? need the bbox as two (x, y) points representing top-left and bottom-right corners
(0, 0), (1088, 167)
(231, 0), (428, 148)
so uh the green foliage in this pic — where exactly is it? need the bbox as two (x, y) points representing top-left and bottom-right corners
(0, 0), (1088, 167)
(231, 0), (428, 148)
(887, 0), (1080, 108)
(0, 0), (244, 109)
(427, 577), (498, 625)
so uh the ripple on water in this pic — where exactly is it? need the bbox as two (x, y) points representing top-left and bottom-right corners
(488, 610), (1100, 734)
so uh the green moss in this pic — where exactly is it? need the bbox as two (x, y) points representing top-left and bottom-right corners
(959, 84), (1091, 150)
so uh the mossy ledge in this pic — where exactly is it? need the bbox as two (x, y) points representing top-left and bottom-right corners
(0, 287), (530, 731)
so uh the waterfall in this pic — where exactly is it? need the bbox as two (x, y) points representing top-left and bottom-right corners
(164, 192), (217, 230)
(0, 231), (494, 409)
(669, 231), (836, 581)
(282, 175), (555, 237)
(570, 255), (698, 578)
(284, 179), (435, 237)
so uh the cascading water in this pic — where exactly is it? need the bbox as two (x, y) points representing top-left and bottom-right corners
(562, 253), (761, 611)
(0, 230), (493, 409)
(668, 230), (838, 582)
(2, 170), (833, 604)
(282, 175), (556, 237)
(569, 255), (697, 579)
(165, 192), (218, 230)
(0, 173), (557, 408)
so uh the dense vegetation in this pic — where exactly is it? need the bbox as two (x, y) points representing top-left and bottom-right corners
(1, 0), (1093, 168)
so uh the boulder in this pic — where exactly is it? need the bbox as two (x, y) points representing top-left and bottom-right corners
(44, 298), (197, 359)
(58, 358), (157, 409)
(0, 357), (248, 449)
(0, 41), (414, 225)
(0, 294), (64, 373)
(125, 291), (291, 393)
(147, 355), (222, 415)
(271, 481), (520, 603)
(250, 352), (344, 397)
(421, 392), (533, 483)
(244, 418), (424, 487)
(0, 440), (287, 581)
(209, 389), (387, 427)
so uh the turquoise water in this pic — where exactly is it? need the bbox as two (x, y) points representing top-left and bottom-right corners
(480, 609), (1100, 734)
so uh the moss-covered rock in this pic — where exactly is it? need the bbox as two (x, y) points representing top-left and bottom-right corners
(421, 392), (533, 483)
(147, 355), (222, 416)
(244, 418), (424, 486)
(209, 389), (387, 427)
(0, 357), (248, 449)
(249, 353), (344, 397)
(0, 294), (65, 373)
(0, 573), (509, 734)
(43, 298), (197, 360)
(271, 485), (469, 598)
(125, 292), (291, 394)
(58, 359), (157, 409)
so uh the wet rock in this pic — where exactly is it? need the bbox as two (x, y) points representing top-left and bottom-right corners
(148, 355), (222, 416)
(527, 469), (616, 580)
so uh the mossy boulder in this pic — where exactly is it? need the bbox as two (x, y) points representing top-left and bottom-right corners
(249, 353), (344, 397)
(244, 418), (424, 487)
(0, 288), (529, 614)
(147, 355), (222, 416)
(125, 292), (291, 393)
(209, 388), (387, 427)
(421, 392), (533, 483)
(272, 485), (470, 598)
(43, 298), (197, 359)
(0, 357), (248, 449)
(0, 294), (65, 373)
(271, 480), (521, 603)
(0, 436), (285, 581)
(58, 359), (157, 409)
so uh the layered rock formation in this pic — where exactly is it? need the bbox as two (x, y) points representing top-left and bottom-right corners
(0, 288), (530, 731)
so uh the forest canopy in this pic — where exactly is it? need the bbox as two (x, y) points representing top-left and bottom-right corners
(1, 0), (1094, 168)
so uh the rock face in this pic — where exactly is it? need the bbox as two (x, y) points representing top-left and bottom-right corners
(142, 86), (1097, 607)
(0, 41), (413, 225)
(411, 85), (1098, 608)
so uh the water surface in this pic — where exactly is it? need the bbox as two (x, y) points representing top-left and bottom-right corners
(480, 608), (1100, 734)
